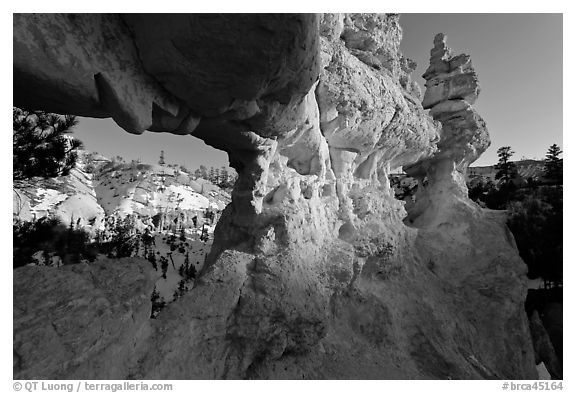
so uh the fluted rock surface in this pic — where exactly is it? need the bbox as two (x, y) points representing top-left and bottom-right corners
(13, 14), (536, 379)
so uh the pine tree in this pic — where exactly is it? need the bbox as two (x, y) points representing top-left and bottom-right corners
(209, 167), (215, 183)
(173, 279), (187, 301)
(13, 107), (83, 180)
(160, 256), (169, 279)
(150, 286), (166, 318)
(147, 250), (158, 271)
(220, 166), (229, 186)
(495, 146), (517, 184)
(544, 144), (562, 184)
(187, 259), (196, 280)
(198, 165), (208, 180)
(183, 251), (190, 277)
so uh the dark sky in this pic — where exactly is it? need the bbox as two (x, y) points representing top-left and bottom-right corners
(72, 13), (563, 169)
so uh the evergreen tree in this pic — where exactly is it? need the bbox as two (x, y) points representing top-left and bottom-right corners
(147, 250), (158, 271)
(494, 146), (518, 184)
(173, 279), (187, 301)
(160, 256), (169, 279)
(150, 286), (166, 318)
(183, 251), (190, 275)
(108, 216), (137, 258)
(544, 144), (562, 184)
(209, 167), (215, 183)
(187, 259), (196, 281)
(220, 166), (229, 186)
(13, 107), (83, 180)
(198, 165), (208, 180)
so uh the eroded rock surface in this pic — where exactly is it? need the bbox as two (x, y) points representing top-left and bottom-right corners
(13, 259), (155, 379)
(13, 14), (536, 379)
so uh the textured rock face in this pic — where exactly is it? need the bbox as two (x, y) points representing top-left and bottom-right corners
(13, 259), (155, 379)
(13, 14), (536, 379)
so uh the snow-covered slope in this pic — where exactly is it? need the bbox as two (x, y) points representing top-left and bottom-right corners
(13, 153), (106, 231)
(13, 150), (231, 232)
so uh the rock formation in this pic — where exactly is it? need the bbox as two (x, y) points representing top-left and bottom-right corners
(13, 14), (537, 379)
(405, 33), (490, 227)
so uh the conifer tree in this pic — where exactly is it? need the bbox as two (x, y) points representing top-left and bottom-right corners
(150, 286), (166, 318)
(220, 166), (229, 186)
(544, 144), (562, 184)
(180, 226), (186, 242)
(209, 167), (215, 183)
(199, 165), (208, 180)
(495, 146), (517, 184)
(147, 250), (158, 271)
(13, 107), (83, 180)
(160, 256), (169, 279)
(173, 279), (187, 301)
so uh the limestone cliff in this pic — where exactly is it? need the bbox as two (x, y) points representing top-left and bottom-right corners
(13, 14), (537, 379)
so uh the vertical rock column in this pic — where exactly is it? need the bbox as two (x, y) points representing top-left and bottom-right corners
(405, 33), (490, 227)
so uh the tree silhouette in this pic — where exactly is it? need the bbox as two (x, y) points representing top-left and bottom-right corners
(544, 144), (562, 184)
(494, 146), (517, 184)
(13, 107), (83, 180)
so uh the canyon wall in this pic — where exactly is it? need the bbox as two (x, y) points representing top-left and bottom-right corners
(13, 13), (537, 379)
